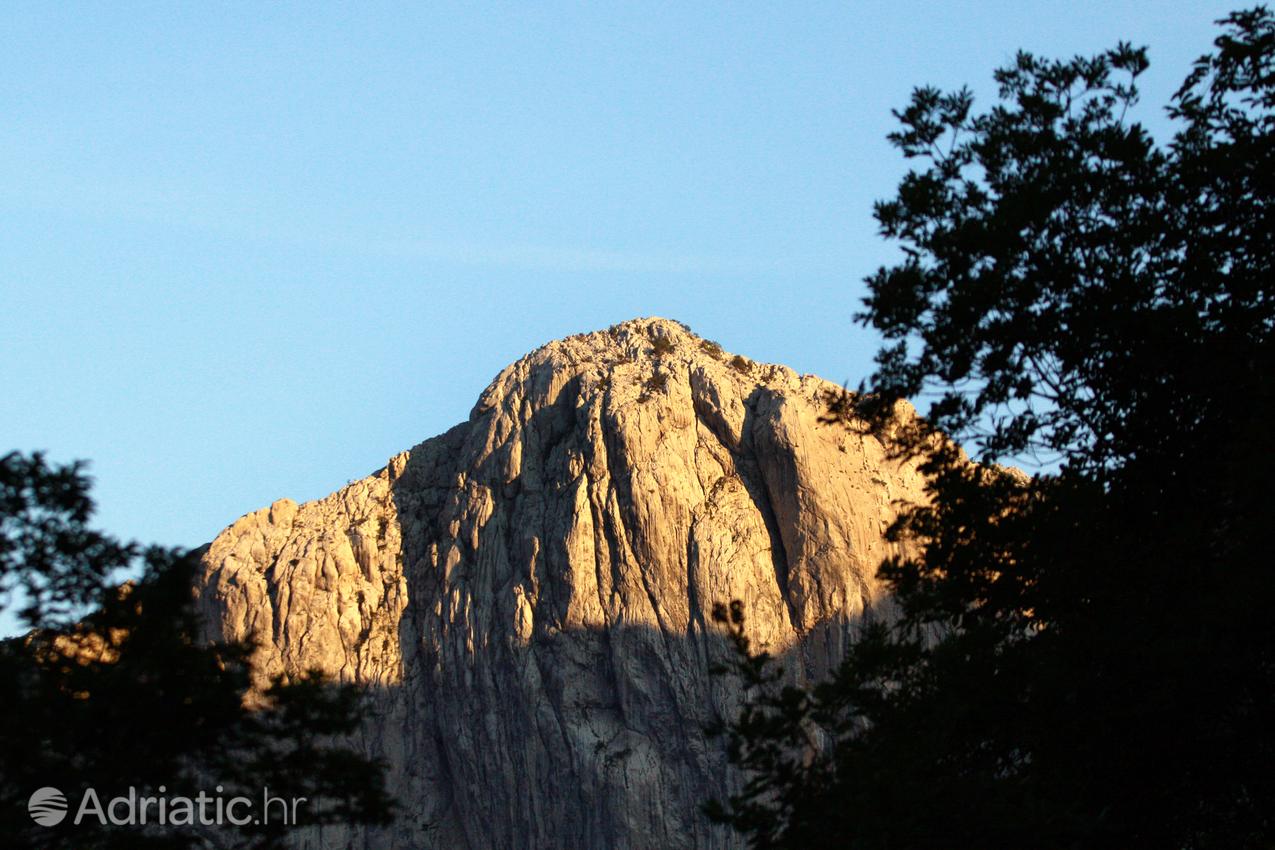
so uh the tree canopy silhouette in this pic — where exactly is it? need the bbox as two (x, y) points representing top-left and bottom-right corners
(709, 8), (1274, 849)
(0, 451), (395, 849)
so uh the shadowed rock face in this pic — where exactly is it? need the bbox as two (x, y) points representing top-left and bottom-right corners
(195, 317), (929, 849)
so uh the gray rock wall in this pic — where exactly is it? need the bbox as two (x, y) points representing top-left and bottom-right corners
(195, 318), (928, 849)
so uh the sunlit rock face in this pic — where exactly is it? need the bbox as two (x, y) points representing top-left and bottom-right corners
(196, 317), (928, 849)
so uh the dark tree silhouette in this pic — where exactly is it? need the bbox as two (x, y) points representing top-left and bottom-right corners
(0, 451), (395, 849)
(709, 8), (1274, 849)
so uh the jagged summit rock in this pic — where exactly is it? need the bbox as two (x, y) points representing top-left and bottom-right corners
(196, 317), (928, 849)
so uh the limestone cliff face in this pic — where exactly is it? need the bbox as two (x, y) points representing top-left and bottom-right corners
(195, 318), (928, 849)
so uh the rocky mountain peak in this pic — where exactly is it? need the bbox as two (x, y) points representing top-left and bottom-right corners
(470, 315), (798, 423)
(196, 319), (928, 849)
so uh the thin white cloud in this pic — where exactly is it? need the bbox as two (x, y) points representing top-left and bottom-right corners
(0, 163), (854, 277)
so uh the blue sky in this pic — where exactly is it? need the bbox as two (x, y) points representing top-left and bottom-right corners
(0, 1), (1235, 591)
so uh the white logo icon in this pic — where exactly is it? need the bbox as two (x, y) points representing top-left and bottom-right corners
(28, 787), (68, 826)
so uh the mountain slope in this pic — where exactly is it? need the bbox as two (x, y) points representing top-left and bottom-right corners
(196, 317), (928, 849)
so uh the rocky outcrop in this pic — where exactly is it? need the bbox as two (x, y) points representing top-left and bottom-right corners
(195, 317), (929, 849)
